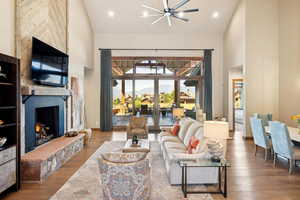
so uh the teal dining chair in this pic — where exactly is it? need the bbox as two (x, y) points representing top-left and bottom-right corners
(253, 113), (272, 128)
(250, 117), (272, 160)
(269, 121), (300, 174)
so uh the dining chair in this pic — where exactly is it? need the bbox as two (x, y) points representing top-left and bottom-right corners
(250, 117), (272, 160)
(269, 121), (300, 174)
(253, 113), (272, 127)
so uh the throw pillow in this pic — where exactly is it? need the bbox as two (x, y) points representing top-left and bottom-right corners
(187, 136), (200, 154)
(171, 124), (180, 136)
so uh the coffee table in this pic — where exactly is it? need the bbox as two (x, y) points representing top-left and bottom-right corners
(122, 139), (150, 153)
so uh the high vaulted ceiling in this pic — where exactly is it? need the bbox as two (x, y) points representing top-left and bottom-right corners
(83, 0), (240, 34)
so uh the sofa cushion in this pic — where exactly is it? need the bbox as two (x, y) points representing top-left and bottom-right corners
(194, 127), (204, 140)
(101, 152), (147, 163)
(183, 122), (202, 146)
(164, 141), (186, 150)
(178, 118), (194, 141)
(161, 136), (182, 144)
(192, 138), (209, 154)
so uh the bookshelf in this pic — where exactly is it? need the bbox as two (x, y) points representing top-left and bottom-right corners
(0, 53), (20, 194)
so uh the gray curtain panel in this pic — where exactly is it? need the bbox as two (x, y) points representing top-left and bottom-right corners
(204, 50), (213, 120)
(100, 49), (113, 131)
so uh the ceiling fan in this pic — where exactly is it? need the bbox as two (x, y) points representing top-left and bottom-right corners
(142, 0), (199, 26)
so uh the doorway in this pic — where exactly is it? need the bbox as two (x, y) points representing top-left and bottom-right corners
(112, 57), (203, 131)
(232, 79), (244, 134)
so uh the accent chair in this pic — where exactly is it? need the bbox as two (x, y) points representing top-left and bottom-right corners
(269, 121), (300, 174)
(98, 152), (151, 200)
(250, 117), (272, 160)
(127, 116), (148, 139)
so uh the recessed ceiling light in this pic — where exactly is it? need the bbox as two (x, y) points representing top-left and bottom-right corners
(178, 12), (184, 18)
(142, 11), (149, 18)
(212, 11), (219, 19)
(108, 10), (115, 18)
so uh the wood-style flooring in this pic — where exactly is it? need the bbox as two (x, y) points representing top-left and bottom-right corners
(1, 130), (300, 200)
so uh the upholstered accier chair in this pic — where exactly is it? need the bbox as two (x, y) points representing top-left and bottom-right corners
(98, 152), (151, 200)
(127, 116), (148, 139)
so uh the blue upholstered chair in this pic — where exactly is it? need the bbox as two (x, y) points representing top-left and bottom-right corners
(253, 113), (272, 128)
(269, 121), (300, 174)
(250, 117), (272, 160)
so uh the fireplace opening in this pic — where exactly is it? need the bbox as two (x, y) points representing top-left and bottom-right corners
(35, 106), (59, 147)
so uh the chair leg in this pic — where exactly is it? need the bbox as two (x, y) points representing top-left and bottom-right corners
(254, 145), (257, 156)
(289, 159), (294, 174)
(273, 153), (277, 167)
(264, 148), (268, 161)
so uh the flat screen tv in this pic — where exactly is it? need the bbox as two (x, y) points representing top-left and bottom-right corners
(31, 37), (68, 87)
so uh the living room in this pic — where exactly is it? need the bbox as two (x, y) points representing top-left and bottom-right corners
(1, 0), (300, 200)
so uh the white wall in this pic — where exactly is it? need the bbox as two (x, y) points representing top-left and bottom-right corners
(0, 0), (15, 56)
(85, 33), (224, 128)
(279, 0), (300, 127)
(223, 0), (245, 120)
(68, 0), (94, 130)
(244, 0), (279, 136)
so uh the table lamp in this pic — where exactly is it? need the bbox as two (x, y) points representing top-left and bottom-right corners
(204, 121), (229, 162)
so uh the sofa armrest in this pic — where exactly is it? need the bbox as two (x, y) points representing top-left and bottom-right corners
(169, 152), (210, 162)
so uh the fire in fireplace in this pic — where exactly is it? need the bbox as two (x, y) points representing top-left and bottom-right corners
(35, 106), (59, 147)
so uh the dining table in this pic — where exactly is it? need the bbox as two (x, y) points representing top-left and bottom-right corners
(265, 126), (300, 143)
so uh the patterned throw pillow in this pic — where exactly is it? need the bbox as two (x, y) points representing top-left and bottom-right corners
(187, 136), (200, 154)
(101, 152), (147, 163)
(171, 124), (180, 136)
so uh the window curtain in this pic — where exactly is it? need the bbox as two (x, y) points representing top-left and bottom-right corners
(204, 50), (213, 120)
(100, 49), (113, 131)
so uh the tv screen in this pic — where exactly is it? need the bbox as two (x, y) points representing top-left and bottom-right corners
(31, 37), (68, 87)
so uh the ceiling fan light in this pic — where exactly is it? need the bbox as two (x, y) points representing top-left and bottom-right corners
(178, 12), (184, 18)
(143, 11), (149, 18)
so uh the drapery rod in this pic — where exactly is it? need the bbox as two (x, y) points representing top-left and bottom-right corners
(98, 48), (214, 51)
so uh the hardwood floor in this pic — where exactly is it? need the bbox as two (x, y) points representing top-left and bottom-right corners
(1, 130), (300, 200)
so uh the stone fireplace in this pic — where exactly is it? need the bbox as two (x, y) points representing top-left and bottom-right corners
(23, 95), (66, 153)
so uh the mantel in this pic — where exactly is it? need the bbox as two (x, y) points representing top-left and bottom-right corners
(21, 85), (72, 97)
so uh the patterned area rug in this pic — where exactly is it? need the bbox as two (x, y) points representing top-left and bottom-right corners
(50, 141), (214, 200)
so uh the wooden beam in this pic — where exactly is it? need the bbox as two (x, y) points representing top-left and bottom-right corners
(112, 56), (203, 61)
(134, 63), (166, 67)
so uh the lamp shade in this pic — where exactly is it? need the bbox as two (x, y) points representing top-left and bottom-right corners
(204, 121), (229, 139)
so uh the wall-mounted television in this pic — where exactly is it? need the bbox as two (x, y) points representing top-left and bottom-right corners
(31, 37), (69, 87)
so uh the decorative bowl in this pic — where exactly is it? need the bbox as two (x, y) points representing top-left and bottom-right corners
(0, 137), (7, 148)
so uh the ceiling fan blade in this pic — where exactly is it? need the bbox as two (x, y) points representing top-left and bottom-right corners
(163, 0), (169, 10)
(142, 5), (163, 14)
(172, 0), (190, 10)
(173, 15), (189, 22)
(181, 8), (199, 13)
(167, 15), (172, 26)
(152, 15), (166, 25)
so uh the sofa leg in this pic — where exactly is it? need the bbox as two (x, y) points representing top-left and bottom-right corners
(254, 145), (257, 156)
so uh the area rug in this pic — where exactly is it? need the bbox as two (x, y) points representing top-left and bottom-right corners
(50, 141), (214, 200)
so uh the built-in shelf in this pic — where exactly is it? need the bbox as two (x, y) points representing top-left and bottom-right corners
(0, 52), (20, 193)
(0, 82), (15, 86)
(0, 106), (16, 110)
(0, 123), (16, 128)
